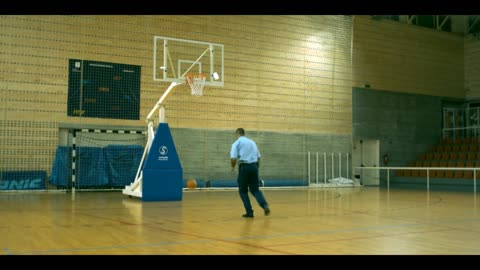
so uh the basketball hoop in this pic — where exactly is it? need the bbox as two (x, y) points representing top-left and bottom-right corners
(186, 73), (206, 96)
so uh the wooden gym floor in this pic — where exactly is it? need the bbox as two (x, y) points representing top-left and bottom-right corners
(1, 187), (480, 255)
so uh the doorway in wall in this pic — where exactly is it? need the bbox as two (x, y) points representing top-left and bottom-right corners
(352, 139), (380, 186)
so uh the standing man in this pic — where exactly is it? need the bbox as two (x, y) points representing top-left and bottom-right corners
(230, 128), (270, 218)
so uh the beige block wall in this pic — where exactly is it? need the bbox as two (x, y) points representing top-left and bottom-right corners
(352, 16), (464, 98)
(0, 15), (352, 174)
(465, 37), (480, 100)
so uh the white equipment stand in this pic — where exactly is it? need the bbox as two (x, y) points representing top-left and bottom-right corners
(123, 36), (221, 200)
(122, 73), (210, 199)
(122, 81), (182, 199)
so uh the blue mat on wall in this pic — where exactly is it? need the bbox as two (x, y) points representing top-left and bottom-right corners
(50, 145), (143, 188)
(0, 171), (46, 190)
(50, 146), (72, 187)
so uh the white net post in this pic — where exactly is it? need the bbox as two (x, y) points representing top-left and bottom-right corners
(346, 152), (349, 179)
(331, 152), (334, 179)
(324, 152), (327, 184)
(339, 153), (341, 178)
(307, 151), (311, 184)
(316, 152), (319, 184)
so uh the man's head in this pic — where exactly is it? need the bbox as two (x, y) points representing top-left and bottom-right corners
(235, 128), (245, 137)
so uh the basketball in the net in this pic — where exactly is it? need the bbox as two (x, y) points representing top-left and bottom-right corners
(187, 179), (197, 189)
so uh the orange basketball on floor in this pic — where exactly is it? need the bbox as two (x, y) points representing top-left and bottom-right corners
(187, 179), (197, 189)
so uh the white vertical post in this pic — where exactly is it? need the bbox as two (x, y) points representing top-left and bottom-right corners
(427, 168), (429, 191)
(324, 153), (327, 184)
(427, 170), (430, 191)
(338, 153), (341, 178)
(346, 152), (349, 179)
(316, 152), (319, 184)
(210, 44), (214, 83)
(308, 151), (311, 184)
(387, 168), (390, 190)
(72, 130), (76, 194)
(474, 168), (477, 193)
(159, 106), (166, 123)
(162, 39), (168, 80)
(331, 152), (334, 180)
(153, 37), (158, 81)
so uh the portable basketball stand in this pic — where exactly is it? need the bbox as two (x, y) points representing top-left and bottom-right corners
(123, 36), (223, 201)
(121, 82), (180, 201)
(122, 79), (195, 201)
(123, 72), (213, 200)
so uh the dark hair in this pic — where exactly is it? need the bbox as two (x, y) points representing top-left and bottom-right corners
(236, 128), (245, 135)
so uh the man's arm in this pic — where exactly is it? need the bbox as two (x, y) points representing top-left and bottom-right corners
(231, 158), (237, 172)
(230, 140), (238, 172)
(256, 145), (261, 168)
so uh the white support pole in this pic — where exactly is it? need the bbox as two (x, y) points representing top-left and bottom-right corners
(153, 37), (158, 81)
(308, 151), (311, 184)
(387, 168), (390, 190)
(147, 122), (155, 144)
(162, 39), (168, 80)
(210, 44), (214, 83)
(159, 106), (166, 123)
(427, 170), (430, 191)
(72, 130), (76, 194)
(426, 168), (429, 192)
(324, 153), (327, 184)
(146, 82), (180, 124)
(124, 80), (182, 198)
(475, 168), (477, 193)
(316, 152), (319, 184)
(338, 153), (341, 178)
(167, 48), (176, 79)
(331, 152), (334, 180)
(346, 152), (349, 179)
(131, 137), (151, 187)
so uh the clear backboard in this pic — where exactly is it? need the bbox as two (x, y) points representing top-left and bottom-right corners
(153, 36), (224, 87)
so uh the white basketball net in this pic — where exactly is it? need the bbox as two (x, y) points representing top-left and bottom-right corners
(186, 74), (206, 96)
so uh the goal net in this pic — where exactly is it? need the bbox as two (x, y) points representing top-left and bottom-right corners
(49, 129), (147, 190)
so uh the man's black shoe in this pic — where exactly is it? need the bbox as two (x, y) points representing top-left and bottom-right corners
(264, 207), (271, 216)
(242, 213), (254, 218)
